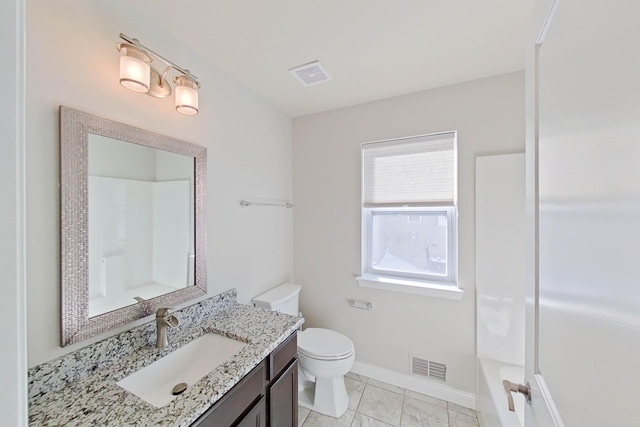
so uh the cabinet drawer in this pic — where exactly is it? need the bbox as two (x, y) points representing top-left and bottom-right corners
(269, 332), (297, 381)
(191, 361), (266, 427)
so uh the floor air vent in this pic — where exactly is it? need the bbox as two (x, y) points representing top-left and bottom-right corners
(411, 356), (447, 382)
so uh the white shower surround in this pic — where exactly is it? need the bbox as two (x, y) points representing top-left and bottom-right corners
(475, 153), (526, 426)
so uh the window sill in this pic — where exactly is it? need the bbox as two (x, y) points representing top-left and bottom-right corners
(356, 274), (465, 301)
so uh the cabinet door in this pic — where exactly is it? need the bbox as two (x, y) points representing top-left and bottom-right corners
(191, 361), (265, 427)
(236, 396), (266, 427)
(268, 359), (298, 427)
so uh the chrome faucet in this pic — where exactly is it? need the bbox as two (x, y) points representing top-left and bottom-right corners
(156, 307), (180, 348)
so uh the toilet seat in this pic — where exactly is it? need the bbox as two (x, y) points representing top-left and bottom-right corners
(298, 328), (355, 360)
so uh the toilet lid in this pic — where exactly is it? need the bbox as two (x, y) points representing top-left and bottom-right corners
(298, 328), (354, 359)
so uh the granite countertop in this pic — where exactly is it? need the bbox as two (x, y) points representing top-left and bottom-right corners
(29, 294), (303, 426)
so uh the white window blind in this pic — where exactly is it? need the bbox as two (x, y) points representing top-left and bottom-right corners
(362, 132), (455, 205)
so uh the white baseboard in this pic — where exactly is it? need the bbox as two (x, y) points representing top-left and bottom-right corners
(351, 361), (476, 410)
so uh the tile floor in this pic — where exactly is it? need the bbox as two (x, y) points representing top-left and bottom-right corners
(298, 372), (479, 427)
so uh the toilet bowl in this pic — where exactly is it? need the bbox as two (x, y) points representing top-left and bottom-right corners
(252, 284), (355, 418)
(297, 328), (355, 418)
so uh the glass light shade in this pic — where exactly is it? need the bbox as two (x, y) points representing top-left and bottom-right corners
(119, 50), (151, 93)
(175, 77), (199, 115)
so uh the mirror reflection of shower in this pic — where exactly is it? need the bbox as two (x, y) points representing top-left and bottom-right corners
(87, 134), (195, 317)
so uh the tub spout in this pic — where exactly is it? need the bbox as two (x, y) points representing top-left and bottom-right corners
(503, 379), (531, 412)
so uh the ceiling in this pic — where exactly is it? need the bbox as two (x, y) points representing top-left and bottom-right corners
(124, 0), (535, 117)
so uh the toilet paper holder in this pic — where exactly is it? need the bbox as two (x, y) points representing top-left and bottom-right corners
(348, 299), (373, 310)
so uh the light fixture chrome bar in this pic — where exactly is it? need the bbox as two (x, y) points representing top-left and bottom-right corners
(119, 33), (198, 81)
(240, 200), (294, 208)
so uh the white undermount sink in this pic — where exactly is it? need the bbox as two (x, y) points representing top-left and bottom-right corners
(117, 333), (247, 408)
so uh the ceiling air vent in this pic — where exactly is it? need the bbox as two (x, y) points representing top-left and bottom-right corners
(411, 355), (447, 382)
(289, 61), (332, 87)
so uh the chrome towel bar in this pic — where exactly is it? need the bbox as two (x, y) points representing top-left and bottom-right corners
(348, 299), (374, 310)
(240, 199), (294, 208)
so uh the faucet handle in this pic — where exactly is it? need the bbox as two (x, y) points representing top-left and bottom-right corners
(156, 307), (174, 317)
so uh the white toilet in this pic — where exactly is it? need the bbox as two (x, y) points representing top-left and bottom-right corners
(253, 283), (355, 418)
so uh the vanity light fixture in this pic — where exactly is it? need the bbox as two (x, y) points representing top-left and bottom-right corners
(174, 74), (200, 115)
(117, 33), (201, 115)
(118, 44), (151, 93)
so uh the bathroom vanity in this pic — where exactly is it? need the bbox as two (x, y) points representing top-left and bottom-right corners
(28, 290), (303, 427)
(192, 332), (298, 427)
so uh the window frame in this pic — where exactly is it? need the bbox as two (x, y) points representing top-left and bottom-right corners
(357, 132), (463, 300)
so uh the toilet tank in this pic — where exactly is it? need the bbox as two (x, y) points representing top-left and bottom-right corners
(252, 283), (301, 316)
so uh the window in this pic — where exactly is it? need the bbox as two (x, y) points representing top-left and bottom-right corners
(357, 132), (461, 299)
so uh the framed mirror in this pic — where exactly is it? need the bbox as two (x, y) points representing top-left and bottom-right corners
(60, 106), (207, 346)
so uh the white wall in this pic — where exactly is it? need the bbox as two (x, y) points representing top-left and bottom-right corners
(293, 72), (524, 394)
(89, 134), (157, 180)
(0, 0), (27, 423)
(27, 0), (293, 367)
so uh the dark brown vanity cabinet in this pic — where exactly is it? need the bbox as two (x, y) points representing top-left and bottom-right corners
(267, 333), (298, 427)
(191, 332), (297, 427)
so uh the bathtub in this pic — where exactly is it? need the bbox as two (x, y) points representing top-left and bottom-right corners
(476, 358), (524, 427)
